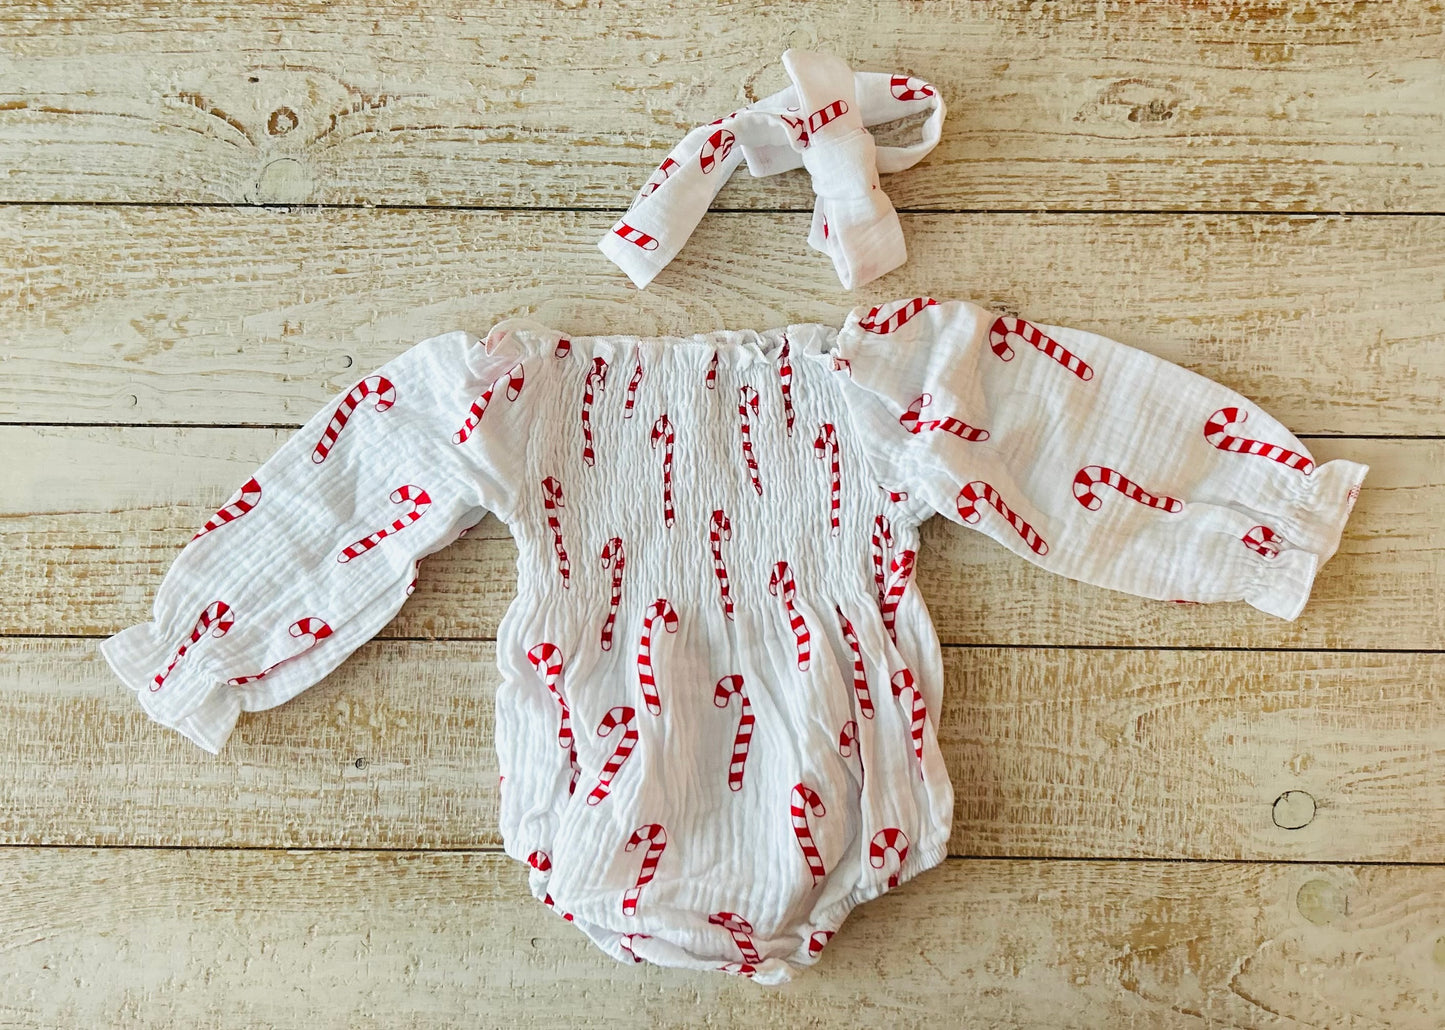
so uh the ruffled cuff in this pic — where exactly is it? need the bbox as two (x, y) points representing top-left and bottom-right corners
(99, 621), (241, 755)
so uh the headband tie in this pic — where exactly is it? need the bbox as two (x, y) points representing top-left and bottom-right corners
(598, 49), (946, 291)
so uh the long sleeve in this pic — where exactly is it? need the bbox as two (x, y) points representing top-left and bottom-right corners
(832, 298), (1368, 620)
(101, 328), (534, 753)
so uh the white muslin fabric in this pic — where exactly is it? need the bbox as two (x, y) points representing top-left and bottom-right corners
(101, 299), (1367, 984)
(598, 49), (946, 290)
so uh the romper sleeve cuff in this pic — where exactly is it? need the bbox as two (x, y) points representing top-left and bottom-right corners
(1244, 457), (1369, 621)
(99, 622), (241, 755)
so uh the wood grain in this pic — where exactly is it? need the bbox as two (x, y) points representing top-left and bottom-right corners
(1, 2), (1442, 211)
(2, 846), (1441, 1029)
(2, 207), (1442, 434)
(3, 428), (1418, 649)
(3, 638), (1441, 862)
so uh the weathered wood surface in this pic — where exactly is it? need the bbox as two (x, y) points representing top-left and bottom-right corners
(3, 638), (1441, 863)
(2, 847), (1441, 1029)
(2, 208), (1442, 434)
(1, 2), (1443, 211)
(2, 428), (1420, 648)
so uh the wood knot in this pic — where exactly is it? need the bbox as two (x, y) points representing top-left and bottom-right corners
(1272, 790), (1316, 829)
(1095, 78), (1182, 125)
(268, 106), (300, 136)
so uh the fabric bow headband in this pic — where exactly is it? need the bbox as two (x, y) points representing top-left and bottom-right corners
(597, 49), (946, 291)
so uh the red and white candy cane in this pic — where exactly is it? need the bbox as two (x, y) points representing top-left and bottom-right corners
(738, 384), (762, 495)
(698, 128), (735, 173)
(880, 549), (917, 644)
(706, 349), (718, 390)
(881, 485), (909, 503)
(956, 481), (1049, 556)
(870, 827), (910, 889)
(599, 536), (625, 650)
(838, 720), (858, 758)
(151, 600), (234, 692)
(806, 98), (849, 137)
(988, 316), (1095, 382)
(899, 393), (989, 443)
(636, 156), (679, 202)
(778, 336), (794, 436)
(1243, 524), (1282, 559)
(650, 413), (675, 528)
(610, 221), (660, 252)
(227, 617), (333, 686)
(813, 423), (842, 536)
(587, 705), (638, 807)
(834, 605), (874, 718)
(872, 515), (893, 605)
(719, 963), (757, 978)
(619, 934), (649, 964)
(453, 363), (525, 445)
(709, 912), (761, 965)
(890, 668), (926, 779)
(890, 74), (935, 101)
(312, 374), (396, 463)
(769, 561), (811, 671)
(1073, 465), (1183, 514)
(192, 476), (261, 541)
(541, 476), (571, 587)
(527, 849), (552, 874)
(790, 783), (828, 886)
(336, 485), (431, 564)
(621, 823), (667, 916)
(526, 641), (573, 751)
(710, 509), (734, 620)
(859, 297), (936, 335)
(807, 931), (835, 958)
(581, 357), (609, 467)
(623, 359), (644, 419)
(554, 337), (571, 358)
(637, 597), (677, 716)
(1204, 407), (1315, 475)
(713, 674), (754, 792)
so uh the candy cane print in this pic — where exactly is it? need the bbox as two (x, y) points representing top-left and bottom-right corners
(526, 641), (573, 750)
(859, 297), (936, 335)
(621, 823), (667, 916)
(807, 930), (835, 958)
(1073, 465), (1183, 514)
(587, 705), (639, 806)
(581, 357), (609, 466)
(872, 515), (893, 605)
(769, 561), (811, 671)
(151, 601), (234, 692)
(890, 74), (935, 101)
(880, 549), (917, 644)
(453, 362), (525, 445)
(806, 98), (849, 136)
(738, 385), (762, 495)
(610, 221), (660, 252)
(191, 476), (261, 541)
(790, 783), (828, 886)
(227, 617), (334, 686)
(899, 393), (989, 443)
(988, 316), (1095, 382)
(698, 128), (735, 173)
(636, 156), (679, 202)
(838, 720), (858, 758)
(719, 963), (757, 978)
(637, 597), (678, 716)
(881, 485), (909, 503)
(869, 827), (910, 889)
(619, 934), (649, 964)
(312, 375), (396, 463)
(1242, 524), (1282, 559)
(813, 423), (842, 537)
(599, 536), (626, 650)
(706, 349), (718, 390)
(623, 359), (644, 419)
(527, 850), (552, 874)
(336, 485), (431, 563)
(890, 668), (926, 779)
(554, 337), (572, 358)
(709, 509), (734, 620)
(650, 413), (675, 528)
(778, 336), (794, 436)
(713, 674), (754, 792)
(955, 482), (1049, 556)
(831, 355), (851, 376)
(709, 912), (762, 965)
(834, 606), (874, 718)
(1204, 407), (1315, 475)
(541, 476), (571, 588)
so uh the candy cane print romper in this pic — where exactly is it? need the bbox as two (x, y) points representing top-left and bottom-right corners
(101, 299), (1367, 984)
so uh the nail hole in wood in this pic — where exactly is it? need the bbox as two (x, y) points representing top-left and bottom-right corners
(1272, 789), (1316, 829)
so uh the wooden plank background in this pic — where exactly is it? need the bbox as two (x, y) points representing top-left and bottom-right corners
(2, 2), (1442, 1027)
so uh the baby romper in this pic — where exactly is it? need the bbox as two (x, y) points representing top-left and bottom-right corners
(100, 299), (1367, 984)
